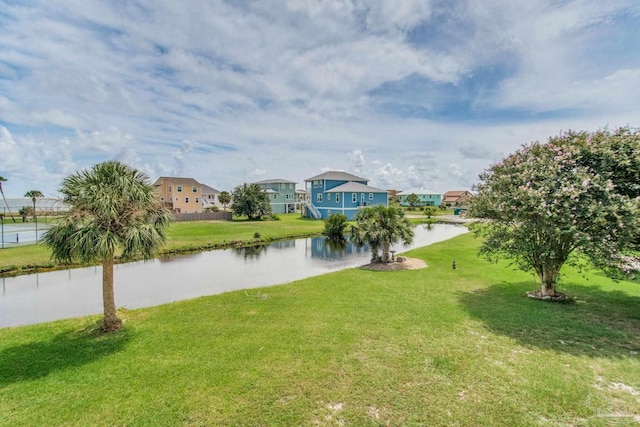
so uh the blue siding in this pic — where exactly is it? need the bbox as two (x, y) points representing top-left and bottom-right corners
(398, 193), (442, 207)
(308, 178), (387, 220)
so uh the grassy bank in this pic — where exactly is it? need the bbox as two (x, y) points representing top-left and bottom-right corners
(0, 214), (324, 276)
(1, 233), (638, 426)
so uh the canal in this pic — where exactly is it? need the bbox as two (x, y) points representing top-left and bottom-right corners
(0, 224), (468, 327)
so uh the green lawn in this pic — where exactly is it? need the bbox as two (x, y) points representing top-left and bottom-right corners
(1, 233), (638, 426)
(0, 214), (325, 276)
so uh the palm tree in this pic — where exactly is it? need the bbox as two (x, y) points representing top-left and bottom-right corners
(43, 161), (171, 332)
(0, 176), (16, 222)
(350, 205), (414, 263)
(24, 190), (44, 220)
(24, 190), (44, 243)
(218, 191), (231, 211)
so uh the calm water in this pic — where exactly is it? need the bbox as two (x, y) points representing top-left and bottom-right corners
(0, 224), (468, 327)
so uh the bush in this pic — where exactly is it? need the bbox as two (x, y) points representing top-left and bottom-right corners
(322, 213), (348, 240)
(253, 232), (261, 239)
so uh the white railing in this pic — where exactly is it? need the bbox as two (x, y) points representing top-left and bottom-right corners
(305, 203), (322, 219)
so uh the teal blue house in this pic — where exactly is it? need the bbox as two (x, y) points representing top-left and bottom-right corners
(304, 171), (388, 220)
(254, 179), (298, 214)
(397, 188), (442, 207)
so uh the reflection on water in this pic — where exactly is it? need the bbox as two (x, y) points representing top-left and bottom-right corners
(0, 224), (468, 328)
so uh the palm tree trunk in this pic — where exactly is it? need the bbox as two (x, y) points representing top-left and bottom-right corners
(102, 257), (122, 331)
(382, 240), (390, 263)
(0, 186), (16, 223)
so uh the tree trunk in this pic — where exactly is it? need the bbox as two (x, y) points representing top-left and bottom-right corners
(102, 257), (121, 332)
(0, 187), (16, 223)
(382, 240), (390, 263)
(539, 267), (558, 297)
(370, 245), (380, 263)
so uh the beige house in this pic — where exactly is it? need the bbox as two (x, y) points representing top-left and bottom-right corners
(154, 177), (203, 213)
(442, 190), (473, 207)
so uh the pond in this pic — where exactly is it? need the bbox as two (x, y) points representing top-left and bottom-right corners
(0, 224), (468, 328)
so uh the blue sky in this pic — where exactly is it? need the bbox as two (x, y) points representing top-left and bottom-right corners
(1, 0), (639, 197)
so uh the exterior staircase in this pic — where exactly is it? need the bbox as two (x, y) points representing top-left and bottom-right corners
(304, 202), (321, 219)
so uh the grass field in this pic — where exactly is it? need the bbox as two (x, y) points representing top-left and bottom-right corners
(1, 233), (638, 426)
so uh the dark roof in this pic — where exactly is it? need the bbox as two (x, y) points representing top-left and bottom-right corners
(305, 171), (367, 182)
(326, 182), (387, 193)
(201, 184), (220, 194)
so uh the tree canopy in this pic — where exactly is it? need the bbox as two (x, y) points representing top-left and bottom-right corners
(350, 205), (414, 263)
(43, 161), (171, 331)
(231, 183), (272, 220)
(470, 128), (640, 298)
(218, 191), (231, 211)
(405, 193), (420, 208)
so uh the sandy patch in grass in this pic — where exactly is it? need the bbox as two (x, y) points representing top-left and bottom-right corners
(360, 257), (427, 271)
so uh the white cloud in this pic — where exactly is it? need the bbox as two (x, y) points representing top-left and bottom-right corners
(0, 0), (637, 197)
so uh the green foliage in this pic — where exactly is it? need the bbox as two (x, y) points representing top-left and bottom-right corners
(218, 190), (231, 210)
(424, 207), (435, 218)
(204, 206), (219, 212)
(42, 161), (171, 330)
(322, 213), (348, 240)
(18, 206), (33, 222)
(350, 205), (414, 263)
(405, 193), (420, 208)
(253, 231), (261, 239)
(231, 183), (273, 220)
(470, 128), (640, 296)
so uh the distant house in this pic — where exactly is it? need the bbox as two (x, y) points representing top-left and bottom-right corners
(254, 178), (298, 214)
(304, 171), (388, 220)
(154, 177), (203, 213)
(397, 188), (442, 207)
(442, 190), (473, 207)
(201, 184), (222, 209)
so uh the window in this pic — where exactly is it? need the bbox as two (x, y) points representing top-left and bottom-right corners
(369, 193), (373, 200)
(336, 193), (340, 203)
(313, 180), (318, 188)
(175, 197), (179, 201)
(192, 186), (197, 192)
(160, 197), (165, 201)
(317, 193), (323, 203)
(328, 193), (332, 200)
(185, 197), (189, 203)
(289, 183), (293, 189)
(195, 197), (199, 203)
(273, 194), (277, 200)
(352, 193), (357, 203)
(177, 186), (183, 193)
(169, 186), (172, 192)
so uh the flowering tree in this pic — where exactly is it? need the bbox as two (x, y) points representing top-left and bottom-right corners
(470, 128), (640, 298)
